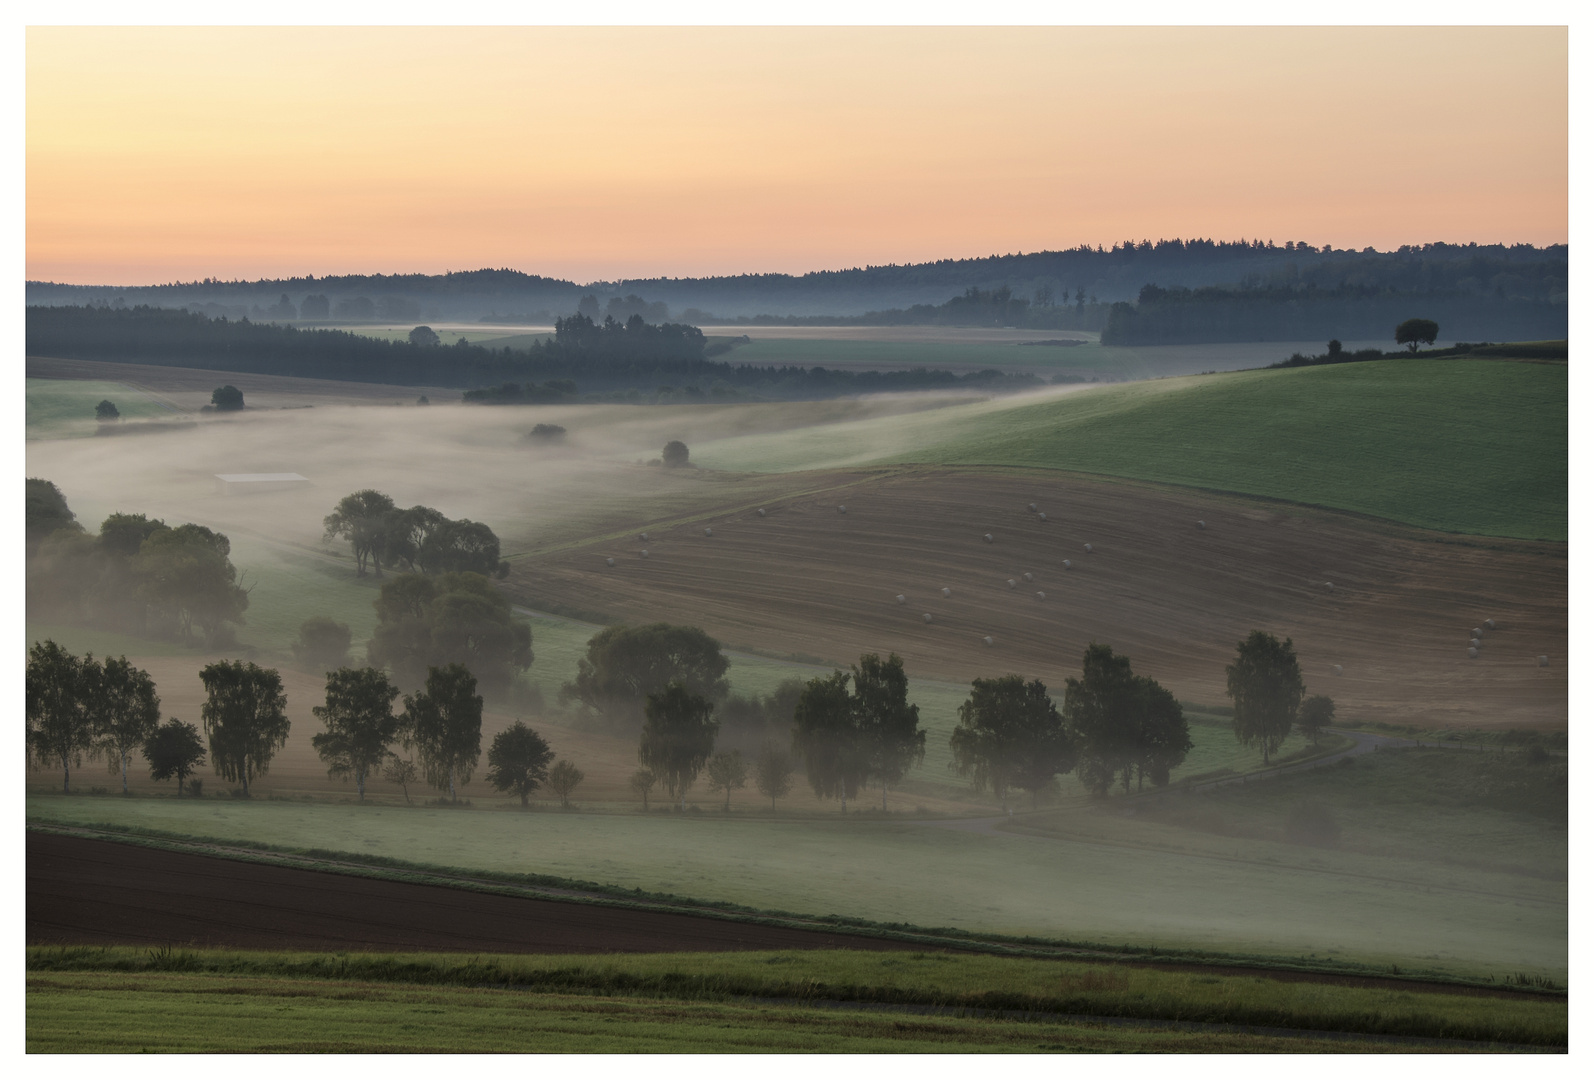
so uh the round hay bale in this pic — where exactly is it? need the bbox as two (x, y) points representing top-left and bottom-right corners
(837, 505), (847, 514)
(704, 527), (713, 537)
(896, 594), (906, 604)
(983, 636), (994, 647)
(1472, 627), (1482, 637)
(1325, 582), (1334, 592)
(639, 532), (650, 542)
(757, 508), (766, 517)
(1332, 664), (1343, 675)
(1083, 543), (1093, 553)
(1007, 579), (1017, 589)
(1469, 638), (1481, 649)
(1485, 618), (1496, 630)
(1062, 559), (1072, 570)
(1197, 520), (1206, 529)
(1038, 512), (1047, 521)
(1023, 572), (1034, 582)
(1467, 647), (1478, 659)
(605, 557), (615, 567)
(1538, 655), (1549, 667)
(1028, 503), (1038, 513)
(1035, 590), (1046, 601)
(983, 533), (994, 543)
(923, 613), (933, 623)
(941, 587), (952, 598)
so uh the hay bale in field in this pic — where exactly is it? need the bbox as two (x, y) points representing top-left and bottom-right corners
(1472, 627), (1483, 637)
(1062, 559), (1072, 570)
(1028, 503), (1038, 513)
(1469, 638), (1481, 649)
(640, 549), (650, 558)
(704, 527), (713, 537)
(640, 532), (650, 542)
(1083, 543), (1093, 553)
(837, 505), (848, 514)
(605, 558), (615, 567)
(941, 587), (952, 598)
(983, 533), (994, 543)
(923, 613), (933, 623)
(1485, 618), (1496, 630)
(1007, 579), (1017, 589)
(1467, 647), (1478, 659)
(1197, 520), (1206, 529)
(896, 594), (906, 604)
(1023, 572), (1034, 582)
(1324, 582), (1334, 592)
(757, 508), (766, 517)
(1038, 512), (1047, 521)
(1035, 591), (1046, 601)
(1332, 664), (1343, 675)
(983, 636), (994, 647)
(1538, 655), (1549, 667)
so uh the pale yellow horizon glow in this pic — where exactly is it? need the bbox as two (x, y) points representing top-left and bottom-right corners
(27, 26), (1568, 285)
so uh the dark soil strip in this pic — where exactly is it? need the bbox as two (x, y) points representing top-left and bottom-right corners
(27, 832), (919, 954)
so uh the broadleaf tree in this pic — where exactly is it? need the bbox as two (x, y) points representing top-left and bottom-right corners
(93, 655), (162, 795)
(951, 674), (1077, 811)
(562, 623), (729, 727)
(311, 667), (403, 800)
(791, 670), (869, 812)
(25, 640), (99, 793)
(485, 721), (555, 807)
(199, 660), (290, 797)
(403, 663), (483, 802)
(144, 718), (207, 794)
(705, 750), (748, 810)
(638, 682), (719, 810)
(852, 652), (925, 811)
(1226, 631), (1306, 766)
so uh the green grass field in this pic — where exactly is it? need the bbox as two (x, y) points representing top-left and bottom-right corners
(690, 358), (1566, 540)
(25, 947), (1565, 1051)
(25, 378), (180, 439)
(26, 743), (1567, 982)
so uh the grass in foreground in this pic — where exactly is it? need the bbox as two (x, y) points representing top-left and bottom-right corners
(25, 947), (1566, 1051)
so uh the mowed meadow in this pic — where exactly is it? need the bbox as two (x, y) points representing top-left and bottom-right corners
(24, 348), (1567, 983)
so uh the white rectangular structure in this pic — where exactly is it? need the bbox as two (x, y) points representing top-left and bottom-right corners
(214, 472), (309, 495)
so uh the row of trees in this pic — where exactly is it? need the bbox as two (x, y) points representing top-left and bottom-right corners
(323, 490), (509, 579)
(27, 481), (250, 647)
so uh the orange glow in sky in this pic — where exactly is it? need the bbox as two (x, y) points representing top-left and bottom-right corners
(26, 26), (1568, 284)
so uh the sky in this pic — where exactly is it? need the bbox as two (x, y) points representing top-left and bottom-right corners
(25, 25), (1569, 285)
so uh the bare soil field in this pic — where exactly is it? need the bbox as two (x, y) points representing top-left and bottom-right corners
(27, 356), (450, 411)
(507, 467), (1566, 731)
(27, 832), (917, 954)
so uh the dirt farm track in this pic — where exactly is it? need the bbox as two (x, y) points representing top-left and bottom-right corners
(509, 468), (1566, 730)
(26, 832), (918, 954)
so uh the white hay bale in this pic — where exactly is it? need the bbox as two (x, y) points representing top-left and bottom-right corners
(941, 587), (952, 598)
(1197, 520), (1206, 529)
(1038, 512), (1047, 521)
(1538, 655), (1549, 667)
(1035, 591), (1046, 601)
(704, 527), (713, 537)
(1324, 582), (1334, 592)
(757, 508), (766, 517)
(640, 549), (650, 558)
(1062, 559), (1072, 570)
(605, 557), (615, 567)
(1007, 579), (1017, 589)
(1332, 664), (1343, 675)
(983, 636), (994, 647)
(896, 594), (906, 604)
(1467, 647), (1478, 659)
(837, 505), (847, 514)
(1028, 503), (1038, 513)
(640, 532), (650, 541)
(983, 533), (993, 543)
(1485, 618), (1496, 630)
(1083, 543), (1093, 553)
(1023, 572), (1034, 582)
(923, 613), (933, 623)
(1472, 627), (1482, 637)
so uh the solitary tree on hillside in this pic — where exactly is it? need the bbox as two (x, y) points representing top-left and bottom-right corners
(705, 750), (748, 810)
(852, 652), (925, 812)
(638, 682), (719, 810)
(791, 670), (869, 813)
(753, 743), (796, 811)
(952, 674), (1077, 810)
(92, 655), (162, 795)
(211, 385), (245, 411)
(403, 663), (483, 802)
(311, 667), (403, 801)
(199, 660), (290, 797)
(409, 325), (442, 347)
(1226, 631), (1306, 766)
(547, 759), (585, 808)
(144, 718), (207, 794)
(95, 399), (120, 421)
(486, 721), (555, 807)
(25, 640), (99, 793)
(1297, 695), (1336, 747)
(662, 440), (690, 467)
(1394, 318), (1440, 353)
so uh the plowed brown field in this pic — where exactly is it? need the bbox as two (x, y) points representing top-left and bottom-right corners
(508, 467), (1566, 730)
(26, 832), (918, 953)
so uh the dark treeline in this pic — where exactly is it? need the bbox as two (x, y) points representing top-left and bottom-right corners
(25, 305), (1044, 399)
(1100, 282), (1567, 346)
(693, 285), (1112, 332)
(26, 240), (1567, 321)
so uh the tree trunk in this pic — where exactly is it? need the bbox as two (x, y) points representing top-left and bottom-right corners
(241, 772), (250, 798)
(450, 768), (457, 803)
(122, 753), (130, 795)
(62, 756), (70, 794)
(840, 795), (846, 814)
(357, 769), (365, 801)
